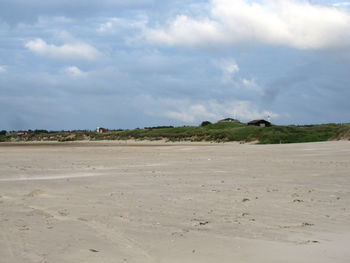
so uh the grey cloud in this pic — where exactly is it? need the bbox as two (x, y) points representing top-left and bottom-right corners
(263, 73), (309, 103)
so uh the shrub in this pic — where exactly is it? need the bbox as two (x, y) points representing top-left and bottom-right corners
(200, 121), (212, 127)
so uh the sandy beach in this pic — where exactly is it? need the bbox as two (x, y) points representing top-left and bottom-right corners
(0, 141), (349, 263)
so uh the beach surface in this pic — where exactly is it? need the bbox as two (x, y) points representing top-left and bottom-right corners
(0, 141), (349, 263)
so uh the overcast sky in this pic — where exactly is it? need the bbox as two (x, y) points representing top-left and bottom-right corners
(1, 0), (350, 130)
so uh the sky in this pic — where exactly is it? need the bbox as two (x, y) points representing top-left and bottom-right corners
(0, 0), (350, 130)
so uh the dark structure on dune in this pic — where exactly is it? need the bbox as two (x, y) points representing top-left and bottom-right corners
(247, 119), (271, 127)
(218, 118), (240, 123)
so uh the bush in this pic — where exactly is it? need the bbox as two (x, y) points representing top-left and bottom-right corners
(200, 121), (212, 127)
(34, 129), (48, 134)
(144, 126), (174, 130)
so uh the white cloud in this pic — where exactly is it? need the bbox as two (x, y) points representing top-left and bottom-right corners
(98, 18), (120, 32)
(63, 66), (87, 77)
(241, 78), (262, 92)
(165, 104), (222, 123)
(217, 100), (279, 121)
(144, 0), (350, 50)
(25, 38), (100, 60)
(161, 99), (278, 123)
(145, 15), (222, 47)
(217, 60), (262, 92)
(98, 16), (148, 34)
(0, 65), (7, 73)
(220, 59), (239, 83)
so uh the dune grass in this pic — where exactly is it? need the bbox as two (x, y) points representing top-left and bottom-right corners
(1, 122), (349, 144)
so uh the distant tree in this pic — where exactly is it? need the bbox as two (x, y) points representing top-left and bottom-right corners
(144, 126), (174, 130)
(0, 130), (7, 135)
(200, 121), (212, 127)
(34, 129), (48, 134)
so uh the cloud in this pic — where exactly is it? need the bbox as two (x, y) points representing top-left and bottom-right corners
(217, 60), (262, 93)
(0, 65), (7, 73)
(160, 99), (278, 123)
(25, 38), (100, 60)
(98, 18), (125, 33)
(98, 16), (148, 34)
(63, 66), (87, 77)
(220, 59), (239, 82)
(221, 100), (279, 121)
(165, 104), (222, 123)
(144, 15), (222, 47)
(241, 78), (262, 92)
(144, 0), (350, 50)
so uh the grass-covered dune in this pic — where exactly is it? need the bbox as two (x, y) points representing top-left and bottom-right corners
(1, 122), (350, 144)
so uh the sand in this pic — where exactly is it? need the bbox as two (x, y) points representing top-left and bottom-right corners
(0, 141), (349, 263)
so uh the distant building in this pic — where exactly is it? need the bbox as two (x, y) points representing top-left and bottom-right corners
(247, 119), (271, 127)
(218, 118), (240, 123)
(96, 127), (108, 133)
(17, 131), (29, 136)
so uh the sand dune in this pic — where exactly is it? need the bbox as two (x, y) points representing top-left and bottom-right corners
(0, 141), (349, 262)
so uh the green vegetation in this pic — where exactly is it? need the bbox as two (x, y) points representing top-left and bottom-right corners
(200, 121), (212, 127)
(333, 123), (350, 140)
(1, 122), (349, 144)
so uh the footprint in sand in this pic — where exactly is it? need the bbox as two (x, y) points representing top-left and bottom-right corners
(25, 189), (44, 197)
(58, 209), (69, 216)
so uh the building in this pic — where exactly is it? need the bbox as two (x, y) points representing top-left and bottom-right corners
(17, 131), (29, 136)
(247, 119), (271, 127)
(96, 127), (108, 133)
(218, 118), (239, 123)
